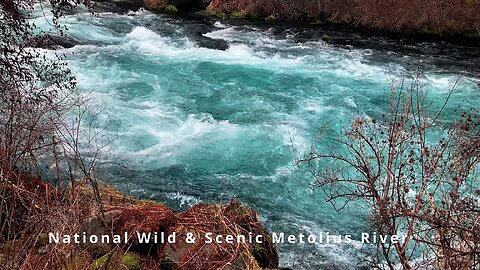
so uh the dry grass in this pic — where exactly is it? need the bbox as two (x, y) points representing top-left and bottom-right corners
(208, 0), (480, 35)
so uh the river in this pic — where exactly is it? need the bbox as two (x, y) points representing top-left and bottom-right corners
(32, 6), (479, 269)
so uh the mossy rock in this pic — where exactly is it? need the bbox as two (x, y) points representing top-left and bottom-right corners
(143, 0), (177, 14)
(121, 253), (140, 270)
(90, 252), (140, 270)
(205, 7), (227, 20)
(165, 199), (279, 269)
(229, 11), (245, 20)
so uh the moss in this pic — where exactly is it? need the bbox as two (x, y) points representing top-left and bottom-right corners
(142, 0), (177, 14)
(207, 8), (227, 20)
(419, 27), (440, 35)
(76, 182), (163, 207)
(239, 245), (262, 270)
(121, 253), (140, 270)
(90, 254), (108, 270)
(229, 11), (245, 20)
(164, 5), (178, 13)
(464, 32), (480, 38)
(35, 233), (49, 250)
(252, 242), (264, 258)
(89, 252), (140, 270)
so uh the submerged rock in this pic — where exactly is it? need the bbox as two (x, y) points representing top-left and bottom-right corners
(195, 36), (229, 50)
(185, 23), (229, 50)
(25, 34), (79, 49)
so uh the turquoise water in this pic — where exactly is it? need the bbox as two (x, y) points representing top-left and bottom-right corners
(33, 8), (479, 269)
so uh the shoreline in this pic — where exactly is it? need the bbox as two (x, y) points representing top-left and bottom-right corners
(93, 1), (480, 46)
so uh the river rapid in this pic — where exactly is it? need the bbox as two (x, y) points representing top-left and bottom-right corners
(32, 6), (479, 269)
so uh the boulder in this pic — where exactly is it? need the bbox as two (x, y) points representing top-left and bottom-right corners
(161, 225), (263, 270)
(184, 23), (229, 50)
(82, 210), (124, 256)
(109, 205), (177, 239)
(82, 205), (177, 256)
(159, 199), (279, 269)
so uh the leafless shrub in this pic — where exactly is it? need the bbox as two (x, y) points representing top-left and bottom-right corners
(0, 1), (117, 269)
(298, 77), (479, 269)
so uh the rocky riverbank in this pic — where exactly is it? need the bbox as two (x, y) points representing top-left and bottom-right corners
(0, 174), (284, 269)
(97, 0), (480, 38)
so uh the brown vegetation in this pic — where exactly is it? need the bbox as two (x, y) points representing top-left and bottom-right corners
(163, 199), (279, 270)
(208, 0), (480, 35)
(1, 173), (280, 269)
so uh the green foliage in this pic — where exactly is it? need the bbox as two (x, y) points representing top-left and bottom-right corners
(165, 5), (178, 13)
(207, 8), (228, 20)
(90, 254), (108, 270)
(252, 243), (264, 258)
(229, 11), (245, 20)
(34, 233), (50, 250)
(121, 253), (140, 270)
(90, 252), (140, 270)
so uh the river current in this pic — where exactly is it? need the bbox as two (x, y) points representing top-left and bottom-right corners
(32, 7), (479, 269)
